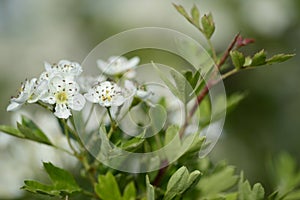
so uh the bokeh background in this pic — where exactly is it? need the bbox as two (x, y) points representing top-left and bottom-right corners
(0, 0), (299, 199)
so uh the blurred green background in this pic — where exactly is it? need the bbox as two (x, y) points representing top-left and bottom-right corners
(0, 0), (299, 199)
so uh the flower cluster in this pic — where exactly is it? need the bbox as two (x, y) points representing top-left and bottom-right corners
(7, 60), (85, 119)
(7, 56), (149, 119)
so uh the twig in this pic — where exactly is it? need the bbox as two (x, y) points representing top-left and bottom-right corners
(179, 33), (240, 138)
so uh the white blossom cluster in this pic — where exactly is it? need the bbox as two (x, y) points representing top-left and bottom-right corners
(7, 56), (151, 119)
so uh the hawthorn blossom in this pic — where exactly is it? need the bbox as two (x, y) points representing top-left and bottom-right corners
(42, 76), (85, 119)
(44, 60), (82, 78)
(7, 78), (40, 111)
(124, 80), (152, 100)
(97, 56), (140, 78)
(84, 81), (125, 107)
(77, 75), (106, 93)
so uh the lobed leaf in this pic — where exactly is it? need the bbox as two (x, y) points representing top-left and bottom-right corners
(22, 162), (81, 197)
(0, 125), (24, 138)
(250, 49), (266, 66)
(266, 53), (295, 65)
(122, 182), (136, 200)
(146, 175), (155, 200)
(95, 172), (122, 200)
(238, 172), (265, 200)
(230, 50), (245, 69)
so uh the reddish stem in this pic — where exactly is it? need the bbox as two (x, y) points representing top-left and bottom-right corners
(179, 33), (240, 138)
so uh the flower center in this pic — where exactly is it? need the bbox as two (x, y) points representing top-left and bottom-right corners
(102, 90), (112, 102)
(55, 91), (68, 104)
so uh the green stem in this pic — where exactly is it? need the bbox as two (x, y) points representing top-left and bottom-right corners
(207, 39), (218, 63)
(221, 68), (239, 80)
(36, 101), (53, 111)
(52, 145), (74, 157)
(80, 155), (97, 186)
(107, 107), (116, 139)
(61, 119), (79, 155)
(179, 33), (240, 138)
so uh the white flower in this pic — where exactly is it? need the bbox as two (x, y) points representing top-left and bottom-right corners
(44, 60), (83, 78)
(77, 75), (106, 93)
(84, 81), (125, 107)
(7, 78), (41, 111)
(97, 56), (139, 78)
(42, 75), (85, 119)
(124, 80), (152, 100)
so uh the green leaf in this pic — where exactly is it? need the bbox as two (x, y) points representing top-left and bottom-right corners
(244, 56), (252, 66)
(181, 135), (205, 159)
(15, 116), (52, 145)
(164, 125), (181, 161)
(266, 53), (295, 65)
(184, 170), (202, 193)
(17, 122), (52, 145)
(121, 136), (145, 152)
(226, 192), (238, 200)
(99, 125), (113, 158)
(285, 190), (300, 200)
(123, 182), (136, 200)
(201, 13), (215, 39)
(0, 116), (52, 146)
(238, 172), (265, 200)
(230, 50), (245, 69)
(173, 4), (189, 19)
(153, 62), (186, 103)
(95, 172), (122, 200)
(191, 4), (200, 27)
(164, 166), (189, 200)
(164, 166), (202, 200)
(22, 162), (81, 197)
(250, 49), (266, 66)
(226, 92), (247, 113)
(170, 70), (190, 103)
(267, 152), (300, 198)
(23, 180), (60, 196)
(146, 175), (155, 200)
(0, 125), (25, 138)
(198, 165), (238, 197)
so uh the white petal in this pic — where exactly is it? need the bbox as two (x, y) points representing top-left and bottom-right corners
(41, 95), (56, 104)
(127, 56), (140, 68)
(97, 59), (108, 72)
(44, 61), (52, 71)
(49, 76), (65, 92)
(6, 102), (22, 111)
(137, 90), (151, 99)
(54, 104), (71, 119)
(112, 95), (126, 107)
(124, 70), (136, 79)
(124, 80), (136, 91)
(69, 94), (86, 111)
(13, 93), (30, 104)
(84, 92), (99, 103)
(58, 60), (71, 66)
